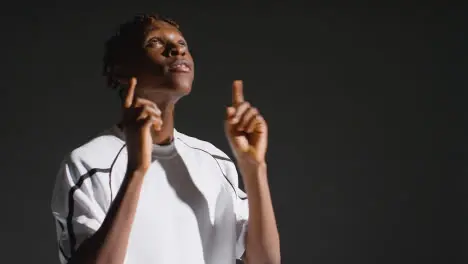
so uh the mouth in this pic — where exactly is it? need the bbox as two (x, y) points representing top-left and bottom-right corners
(168, 59), (192, 73)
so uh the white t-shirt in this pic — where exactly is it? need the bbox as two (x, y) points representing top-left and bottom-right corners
(51, 126), (249, 264)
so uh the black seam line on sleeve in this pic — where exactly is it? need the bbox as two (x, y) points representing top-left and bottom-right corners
(108, 144), (127, 203)
(176, 137), (247, 200)
(211, 154), (232, 162)
(57, 219), (65, 231)
(67, 144), (127, 256)
(59, 244), (71, 261)
(56, 220), (71, 260)
(67, 168), (110, 257)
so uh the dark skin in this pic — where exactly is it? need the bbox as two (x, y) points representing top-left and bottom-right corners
(69, 19), (280, 264)
(118, 20), (195, 146)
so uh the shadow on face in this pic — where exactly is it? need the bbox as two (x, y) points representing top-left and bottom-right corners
(109, 17), (195, 102)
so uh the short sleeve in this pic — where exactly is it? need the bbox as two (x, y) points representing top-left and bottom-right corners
(51, 156), (107, 264)
(224, 162), (249, 260)
(234, 186), (249, 260)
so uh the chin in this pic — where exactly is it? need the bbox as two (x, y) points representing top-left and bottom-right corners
(167, 75), (193, 95)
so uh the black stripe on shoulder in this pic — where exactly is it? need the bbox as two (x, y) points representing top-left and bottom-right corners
(211, 154), (233, 163)
(66, 144), (126, 256)
(67, 168), (110, 255)
(175, 136), (233, 163)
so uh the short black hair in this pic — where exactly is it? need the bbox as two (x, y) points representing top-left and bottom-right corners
(102, 13), (179, 89)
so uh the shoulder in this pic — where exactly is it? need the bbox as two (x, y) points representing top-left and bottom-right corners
(65, 127), (126, 171)
(174, 130), (232, 162)
(175, 130), (246, 197)
(175, 130), (239, 177)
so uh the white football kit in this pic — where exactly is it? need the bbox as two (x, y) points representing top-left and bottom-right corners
(51, 126), (249, 264)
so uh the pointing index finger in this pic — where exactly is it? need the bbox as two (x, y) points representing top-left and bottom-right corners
(232, 80), (244, 105)
(124, 77), (137, 108)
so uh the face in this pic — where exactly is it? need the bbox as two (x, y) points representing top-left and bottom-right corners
(125, 20), (195, 97)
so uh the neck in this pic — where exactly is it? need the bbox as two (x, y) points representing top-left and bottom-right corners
(136, 87), (182, 145)
(151, 100), (176, 145)
(120, 88), (181, 145)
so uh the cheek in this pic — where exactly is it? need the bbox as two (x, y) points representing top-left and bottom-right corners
(187, 52), (194, 63)
(143, 52), (165, 70)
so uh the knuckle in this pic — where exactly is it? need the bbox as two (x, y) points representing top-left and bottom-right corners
(153, 106), (161, 115)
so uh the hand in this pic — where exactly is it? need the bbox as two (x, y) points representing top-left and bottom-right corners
(225, 80), (268, 165)
(121, 78), (162, 172)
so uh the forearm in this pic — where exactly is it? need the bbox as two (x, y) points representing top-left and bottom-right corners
(69, 168), (146, 264)
(240, 162), (280, 264)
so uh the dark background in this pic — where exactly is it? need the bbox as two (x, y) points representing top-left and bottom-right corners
(0, 2), (465, 264)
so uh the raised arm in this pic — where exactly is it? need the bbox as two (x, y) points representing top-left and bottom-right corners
(225, 80), (281, 264)
(54, 78), (162, 264)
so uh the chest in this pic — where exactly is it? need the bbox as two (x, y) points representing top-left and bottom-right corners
(131, 151), (234, 224)
(114, 149), (239, 263)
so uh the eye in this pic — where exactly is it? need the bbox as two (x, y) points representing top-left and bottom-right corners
(178, 40), (187, 47)
(146, 37), (164, 48)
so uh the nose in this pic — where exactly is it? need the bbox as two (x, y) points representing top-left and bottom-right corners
(168, 43), (186, 57)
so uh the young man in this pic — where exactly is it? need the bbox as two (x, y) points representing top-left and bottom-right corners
(51, 14), (280, 264)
